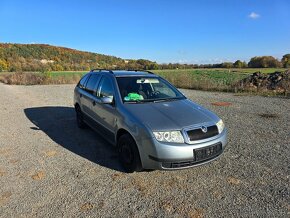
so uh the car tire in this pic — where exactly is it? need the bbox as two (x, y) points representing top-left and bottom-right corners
(75, 106), (87, 129)
(118, 134), (143, 173)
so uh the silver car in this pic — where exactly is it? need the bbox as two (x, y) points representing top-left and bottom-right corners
(74, 69), (227, 172)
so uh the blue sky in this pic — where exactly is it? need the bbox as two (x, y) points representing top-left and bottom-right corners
(0, 0), (289, 64)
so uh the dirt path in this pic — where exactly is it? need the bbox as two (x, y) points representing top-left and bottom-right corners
(0, 83), (289, 217)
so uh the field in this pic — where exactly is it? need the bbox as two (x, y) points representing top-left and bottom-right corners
(50, 68), (287, 92)
(0, 68), (287, 93)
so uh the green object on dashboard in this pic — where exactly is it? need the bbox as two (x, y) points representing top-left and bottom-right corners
(124, 93), (144, 101)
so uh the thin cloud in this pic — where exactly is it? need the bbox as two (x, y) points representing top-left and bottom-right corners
(248, 12), (260, 19)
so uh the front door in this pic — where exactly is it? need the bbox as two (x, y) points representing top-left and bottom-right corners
(91, 76), (117, 143)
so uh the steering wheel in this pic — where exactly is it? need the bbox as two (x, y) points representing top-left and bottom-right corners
(150, 91), (161, 97)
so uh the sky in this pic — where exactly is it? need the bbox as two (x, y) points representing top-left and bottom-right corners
(0, 0), (289, 64)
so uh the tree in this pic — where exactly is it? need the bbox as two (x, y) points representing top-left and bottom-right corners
(221, 62), (233, 68)
(242, 61), (248, 68)
(0, 59), (8, 71)
(248, 56), (281, 68)
(233, 60), (243, 68)
(281, 54), (290, 68)
(233, 60), (247, 68)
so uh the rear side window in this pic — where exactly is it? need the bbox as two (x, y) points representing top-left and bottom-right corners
(85, 74), (101, 94)
(78, 74), (90, 89)
(97, 77), (114, 98)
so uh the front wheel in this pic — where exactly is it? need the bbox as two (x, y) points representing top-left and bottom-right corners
(118, 134), (143, 173)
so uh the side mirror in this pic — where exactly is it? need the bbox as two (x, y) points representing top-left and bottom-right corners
(101, 96), (113, 104)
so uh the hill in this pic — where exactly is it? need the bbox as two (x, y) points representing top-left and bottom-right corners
(0, 43), (158, 72)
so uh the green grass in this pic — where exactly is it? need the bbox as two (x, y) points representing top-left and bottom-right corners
(154, 69), (247, 85)
(152, 68), (287, 91)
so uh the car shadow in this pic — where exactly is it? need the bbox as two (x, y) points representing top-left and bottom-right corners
(24, 106), (124, 172)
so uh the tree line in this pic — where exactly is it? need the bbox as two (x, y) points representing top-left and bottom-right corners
(0, 43), (289, 72)
(159, 55), (290, 69)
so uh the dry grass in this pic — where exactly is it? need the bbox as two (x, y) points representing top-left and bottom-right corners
(80, 203), (94, 211)
(31, 171), (45, 180)
(0, 168), (6, 177)
(44, 150), (57, 157)
(227, 177), (241, 185)
(211, 102), (232, 106)
(110, 173), (124, 181)
(0, 191), (12, 205)
(0, 72), (81, 85)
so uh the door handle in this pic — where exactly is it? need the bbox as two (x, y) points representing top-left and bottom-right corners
(92, 101), (96, 106)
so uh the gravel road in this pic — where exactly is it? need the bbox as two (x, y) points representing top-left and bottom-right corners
(0, 83), (289, 217)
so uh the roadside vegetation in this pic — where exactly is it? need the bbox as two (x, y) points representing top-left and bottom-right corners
(0, 71), (84, 85)
(1, 68), (289, 96)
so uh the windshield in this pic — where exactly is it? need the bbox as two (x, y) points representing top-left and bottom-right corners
(116, 76), (185, 103)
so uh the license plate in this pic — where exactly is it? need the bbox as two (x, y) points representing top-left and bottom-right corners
(194, 143), (222, 162)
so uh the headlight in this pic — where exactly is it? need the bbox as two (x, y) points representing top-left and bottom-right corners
(216, 119), (225, 134)
(153, 131), (184, 143)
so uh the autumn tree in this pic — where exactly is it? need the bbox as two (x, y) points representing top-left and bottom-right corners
(281, 54), (290, 68)
(0, 59), (8, 71)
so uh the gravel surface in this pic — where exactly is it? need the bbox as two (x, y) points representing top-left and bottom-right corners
(0, 83), (289, 217)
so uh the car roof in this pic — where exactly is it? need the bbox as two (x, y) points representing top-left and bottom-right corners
(89, 69), (159, 77)
(113, 70), (158, 77)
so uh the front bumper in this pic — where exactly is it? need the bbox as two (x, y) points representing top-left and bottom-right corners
(139, 128), (227, 170)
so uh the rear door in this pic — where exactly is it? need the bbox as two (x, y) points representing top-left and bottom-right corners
(76, 74), (90, 110)
(81, 74), (101, 118)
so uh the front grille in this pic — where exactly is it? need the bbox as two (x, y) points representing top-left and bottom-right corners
(186, 125), (218, 141)
(162, 142), (223, 169)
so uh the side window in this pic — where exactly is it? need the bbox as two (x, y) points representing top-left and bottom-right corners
(85, 74), (101, 94)
(78, 74), (90, 89)
(97, 77), (114, 98)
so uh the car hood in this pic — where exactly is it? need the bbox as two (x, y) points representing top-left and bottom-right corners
(123, 99), (220, 131)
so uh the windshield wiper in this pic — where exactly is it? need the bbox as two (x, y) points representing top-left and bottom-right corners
(124, 100), (145, 104)
(153, 97), (183, 103)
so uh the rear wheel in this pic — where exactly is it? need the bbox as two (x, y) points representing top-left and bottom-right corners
(118, 134), (142, 173)
(75, 106), (87, 129)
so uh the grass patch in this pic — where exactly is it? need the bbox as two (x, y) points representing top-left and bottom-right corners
(49, 71), (87, 78)
(154, 69), (248, 91)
